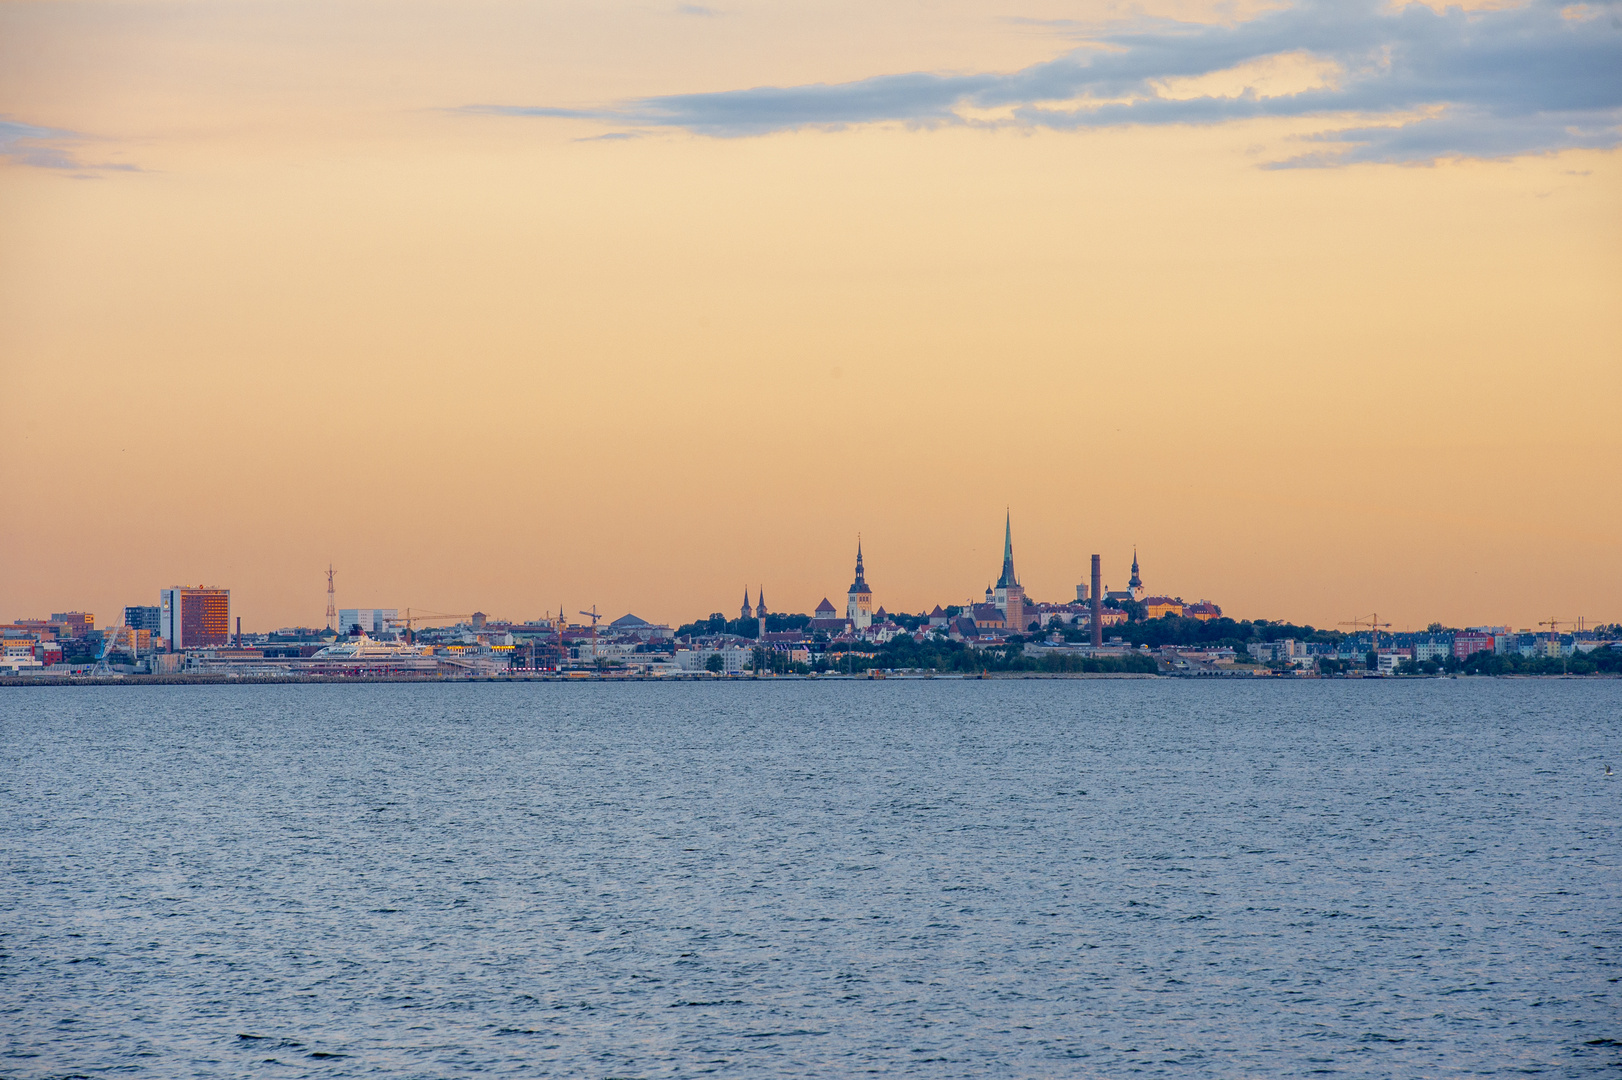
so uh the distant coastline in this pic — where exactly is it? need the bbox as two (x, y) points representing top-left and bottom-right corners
(3, 671), (1614, 688)
(11, 524), (1615, 683)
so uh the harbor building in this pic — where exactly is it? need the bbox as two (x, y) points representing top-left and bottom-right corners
(49, 612), (94, 637)
(159, 586), (231, 650)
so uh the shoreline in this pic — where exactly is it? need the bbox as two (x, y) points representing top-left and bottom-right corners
(2, 672), (1615, 687)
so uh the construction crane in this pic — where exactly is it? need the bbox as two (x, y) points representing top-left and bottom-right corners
(580, 605), (604, 664)
(1338, 613), (1393, 652)
(1538, 618), (1565, 649)
(392, 608), (474, 644)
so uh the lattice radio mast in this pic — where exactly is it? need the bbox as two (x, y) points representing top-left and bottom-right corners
(325, 564), (337, 632)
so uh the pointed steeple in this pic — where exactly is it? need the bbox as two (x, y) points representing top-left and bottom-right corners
(846, 535), (874, 629)
(1129, 548), (1142, 590)
(757, 586), (766, 616)
(848, 537), (871, 596)
(741, 587), (753, 621)
(996, 510), (1018, 589)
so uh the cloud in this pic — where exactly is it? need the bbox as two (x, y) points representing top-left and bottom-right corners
(1, 119), (86, 169)
(676, 3), (722, 15)
(634, 72), (1001, 135)
(458, 105), (602, 120)
(0, 118), (139, 174)
(470, 0), (1622, 164)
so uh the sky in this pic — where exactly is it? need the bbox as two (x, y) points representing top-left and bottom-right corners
(1, 0), (1618, 633)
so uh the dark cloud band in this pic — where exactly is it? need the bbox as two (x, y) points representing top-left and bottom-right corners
(467, 0), (1622, 165)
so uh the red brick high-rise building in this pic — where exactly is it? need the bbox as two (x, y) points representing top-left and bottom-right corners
(159, 587), (231, 650)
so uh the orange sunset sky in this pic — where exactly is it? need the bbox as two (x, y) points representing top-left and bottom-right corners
(1, 0), (1618, 633)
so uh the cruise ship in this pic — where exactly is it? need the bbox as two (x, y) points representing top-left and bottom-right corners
(308, 635), (439, 673)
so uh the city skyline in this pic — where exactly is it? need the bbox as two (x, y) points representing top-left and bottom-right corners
(8, 513), (1614, 636)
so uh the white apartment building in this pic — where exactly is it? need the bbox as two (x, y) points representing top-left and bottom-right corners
(338, 609), (399, 635)
(674, 646), (753, 673)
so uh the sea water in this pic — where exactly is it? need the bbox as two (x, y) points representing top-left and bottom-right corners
(1, 679), (1617, 1077)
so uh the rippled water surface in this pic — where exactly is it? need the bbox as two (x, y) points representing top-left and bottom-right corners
(2, 680), (1619, 1078)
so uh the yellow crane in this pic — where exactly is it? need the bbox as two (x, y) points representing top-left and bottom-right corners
(1338, 613), (1393, 652)
(579, 605), (605, 663)
(392, 609), (474, 644)
(1538, 618), (1566, 653)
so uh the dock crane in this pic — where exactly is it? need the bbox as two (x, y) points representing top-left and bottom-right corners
(90, 625), (134, 678)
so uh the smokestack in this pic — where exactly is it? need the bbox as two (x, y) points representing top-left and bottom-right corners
(236, 615), (242, 647)
(1090, 554), (1103, 647)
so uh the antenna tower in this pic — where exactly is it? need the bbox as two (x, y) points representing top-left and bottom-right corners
(325, 565), (337, 632)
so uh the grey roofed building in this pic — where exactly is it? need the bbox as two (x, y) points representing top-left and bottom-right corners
(606, 613), (673, 641)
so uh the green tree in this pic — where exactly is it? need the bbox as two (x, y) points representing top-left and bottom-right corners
(705, 653), (725, 674)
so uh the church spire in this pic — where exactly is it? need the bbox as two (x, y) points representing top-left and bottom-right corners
(846, 535), (874, 629)
(741, 587), (753, 621)
(757, 586), (766, 616)
(1129, 548), (1142, 590)
(996, 510), (1018, 589)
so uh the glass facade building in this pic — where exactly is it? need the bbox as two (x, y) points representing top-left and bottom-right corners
(124, 606), (162, 632)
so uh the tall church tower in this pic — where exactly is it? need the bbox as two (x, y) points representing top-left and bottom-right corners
(740, 587), (753, 622)
(993, 512), (1027, 633)
(1129, 548), (1145, 602)
(757, 587), (767, 640)
(846, 540), (874, 630)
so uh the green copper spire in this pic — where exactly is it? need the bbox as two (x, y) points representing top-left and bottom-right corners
(997, 511), (1018, 589)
